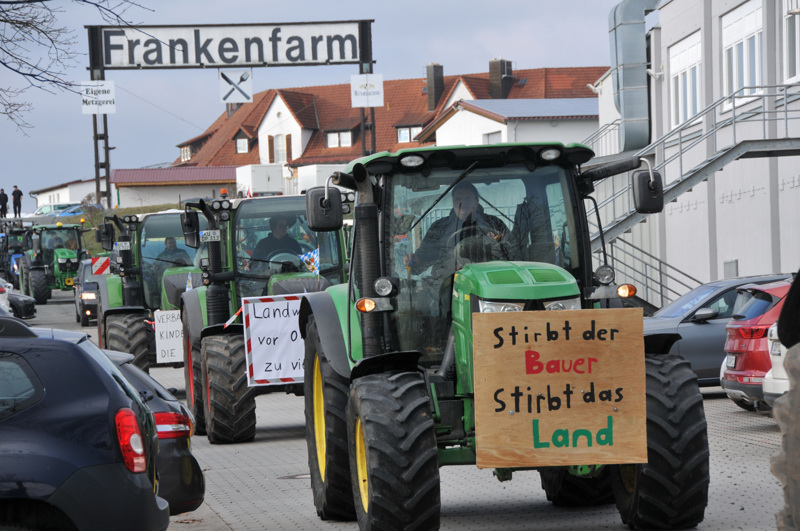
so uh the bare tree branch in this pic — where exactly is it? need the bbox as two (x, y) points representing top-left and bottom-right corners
(0, 0), (150, 130)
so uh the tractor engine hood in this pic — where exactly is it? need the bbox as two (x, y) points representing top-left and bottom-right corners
(452, 261), (580, 302)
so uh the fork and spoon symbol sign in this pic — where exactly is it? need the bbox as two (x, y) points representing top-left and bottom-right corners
(222, 71), (251, 101)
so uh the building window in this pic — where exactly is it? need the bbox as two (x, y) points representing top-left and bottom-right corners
(236, 138), (249, 154)
(669, 32), (702, 127)
(274, 134), (287, 163)
(326, 131), (352, 148)
(785, 0), (800, 81)
(397, 126), (422, 143)
(180, 145), (192, 162)
(722, 1), (762, 99)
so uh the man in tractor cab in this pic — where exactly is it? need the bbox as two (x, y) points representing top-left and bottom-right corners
(251, 214), (302, 266)
(404, 181), (509, 281)
(155, 236), (192, 267)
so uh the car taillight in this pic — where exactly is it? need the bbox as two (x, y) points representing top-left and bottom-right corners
(115, 408), (147, 473)
(0, 286), (5, 294)
(154, 411), (193, 439)
(737, 325), (770, 339)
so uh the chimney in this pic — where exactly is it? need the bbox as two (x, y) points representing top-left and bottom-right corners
(426, 63), (444, 111)
(489, 59), (514, 99)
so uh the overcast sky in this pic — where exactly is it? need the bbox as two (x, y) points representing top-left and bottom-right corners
(2, 0), (623, 208)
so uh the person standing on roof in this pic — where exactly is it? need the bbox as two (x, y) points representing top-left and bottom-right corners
(0, 188), (7, 218)
(11, 186), (22, 218)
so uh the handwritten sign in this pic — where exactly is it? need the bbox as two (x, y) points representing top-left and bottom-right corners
(154, 310), (184, 364)
(243, 295), (304, 386)
(473, 308), (647, 468)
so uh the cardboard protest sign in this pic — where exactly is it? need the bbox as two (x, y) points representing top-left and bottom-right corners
(243, 295), (304, 386)
(473, 308), (647, 468)
(154, 310), (184, 364)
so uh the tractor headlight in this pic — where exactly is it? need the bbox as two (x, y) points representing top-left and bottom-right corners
(58, 258), (67, 264)
(544, 297), (581, 311)
(478, 300), (524, 313)
(374, 277), (399, 297)
(595, 265), (615, 285)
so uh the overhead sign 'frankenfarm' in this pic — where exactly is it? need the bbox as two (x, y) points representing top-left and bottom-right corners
(90, 21), (371, 69)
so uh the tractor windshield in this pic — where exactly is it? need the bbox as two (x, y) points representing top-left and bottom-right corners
(233, 196), (345, 299)
(387, 162), (581, 354)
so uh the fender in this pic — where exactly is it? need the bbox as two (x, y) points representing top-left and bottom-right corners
(201, 323), (243, 339)
(643, 333), (682, 355)
(181, 287), (207, 348)
(299, 290), (352, 379)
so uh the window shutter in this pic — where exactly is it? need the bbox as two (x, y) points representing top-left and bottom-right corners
(286, 134), (292, 161)
(268, 135), (275, 163)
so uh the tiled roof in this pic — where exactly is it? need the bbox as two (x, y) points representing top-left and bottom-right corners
(176, 65), (609, 169)
(112, 166), (237, 186)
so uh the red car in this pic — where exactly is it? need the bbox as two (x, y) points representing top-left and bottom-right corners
(721, 279), (792, 412)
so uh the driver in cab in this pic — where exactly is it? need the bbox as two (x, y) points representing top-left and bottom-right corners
(251, 214), (301, 265)
(404, 181), (508, 279)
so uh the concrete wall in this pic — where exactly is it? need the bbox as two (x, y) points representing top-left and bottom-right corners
(116, 184), (229, 208)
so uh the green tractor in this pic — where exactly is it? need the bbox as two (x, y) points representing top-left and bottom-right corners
(300, 143), (710, 529)
(19, 223), (88, 304)
(95, 212), (207, 371)
(0, 221), (32, 288)
(180, 194), (349, 443)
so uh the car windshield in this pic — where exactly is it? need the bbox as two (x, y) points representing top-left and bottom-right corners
(652, 285), (719, 319)
(386, 162), (579, 357)
(233, 196), (344, 299)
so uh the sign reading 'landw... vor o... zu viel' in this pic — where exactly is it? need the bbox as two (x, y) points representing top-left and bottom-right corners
(242, 295), (304, 386)
(472, 308), (647, 468)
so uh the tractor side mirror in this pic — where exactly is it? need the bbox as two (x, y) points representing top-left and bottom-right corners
(306, 186), (343, 232)
(96, 223), (115, 252)
(632, 170), (664, 214)
(181, 211), (200, 249)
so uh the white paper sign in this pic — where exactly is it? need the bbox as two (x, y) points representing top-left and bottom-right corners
(81, 81), (117, 115)
(351, 74), (384, 108)
(154, 310), (184, 364)
(243, 295), (304, 386)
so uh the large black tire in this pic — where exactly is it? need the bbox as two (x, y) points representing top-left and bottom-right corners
(610, 354), (709, 529)
(540, 467), (614, 507)
(183, 314), (206, 435)
(106, 313), (153, 372)
(202, 334), (256, 444)
(30, 269), (49, 305)
(347, 372), (440, 530)
(773, 344), (800, 530)
(304, 316), (355, 521)
(20, 256), (31, 297)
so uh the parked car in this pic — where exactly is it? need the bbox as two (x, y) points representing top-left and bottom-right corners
(3, 280), (36, 319)
(57, 203), (103, 218)
(0, 316), (169, 531)
(721, 279), (792, 412)
(763, 322), (789, 408)
(105, 349), (206, 515)
(0, 282), (9, 314)
(643, 274), (792, 386)
(74, 258), (103, 326)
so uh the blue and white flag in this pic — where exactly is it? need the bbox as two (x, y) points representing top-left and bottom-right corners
(299, 248), (319, 275)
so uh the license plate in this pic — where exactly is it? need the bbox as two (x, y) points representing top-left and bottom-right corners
(726, 354), (736, 368)
(200, 230), (220, 242)
(115, 241), (131, 251)
(771, 341), (782, 356)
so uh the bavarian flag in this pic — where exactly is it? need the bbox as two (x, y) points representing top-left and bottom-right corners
(299, 248), (319, 275)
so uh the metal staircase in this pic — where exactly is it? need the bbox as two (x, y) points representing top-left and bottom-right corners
(583, 83), (800, 308)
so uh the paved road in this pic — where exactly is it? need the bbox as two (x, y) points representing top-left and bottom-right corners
(36, 291), (785, 530)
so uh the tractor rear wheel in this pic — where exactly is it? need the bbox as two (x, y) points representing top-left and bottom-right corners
(610, 354), (709, 529)
(347, 372), (440, 530)
(106, 313), (153, 372)
(540, 467), (614, 507)
(304, 316), (355, 520)
(182, 314), (206, 435)
(773, 344), (800, 529)
(30, 269), (49, 305)
(202, 334), (256, 444)
(20, 256), (31, 297)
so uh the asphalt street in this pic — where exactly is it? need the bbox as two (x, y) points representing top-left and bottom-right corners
(36, 290), (786, 530)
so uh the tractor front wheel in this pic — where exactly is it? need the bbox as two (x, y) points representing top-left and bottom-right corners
(30, 269), (49, 305)
(20, 256), (31, 297)
(201, 334), (256, 444)
(610, 354), (709, 529)
(347, 372), (440, 530)
(304, 316), (355, 520)
(182, 314), (206, 435)
(540, 467), (614, 507)
(106, 313), (153, 372)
